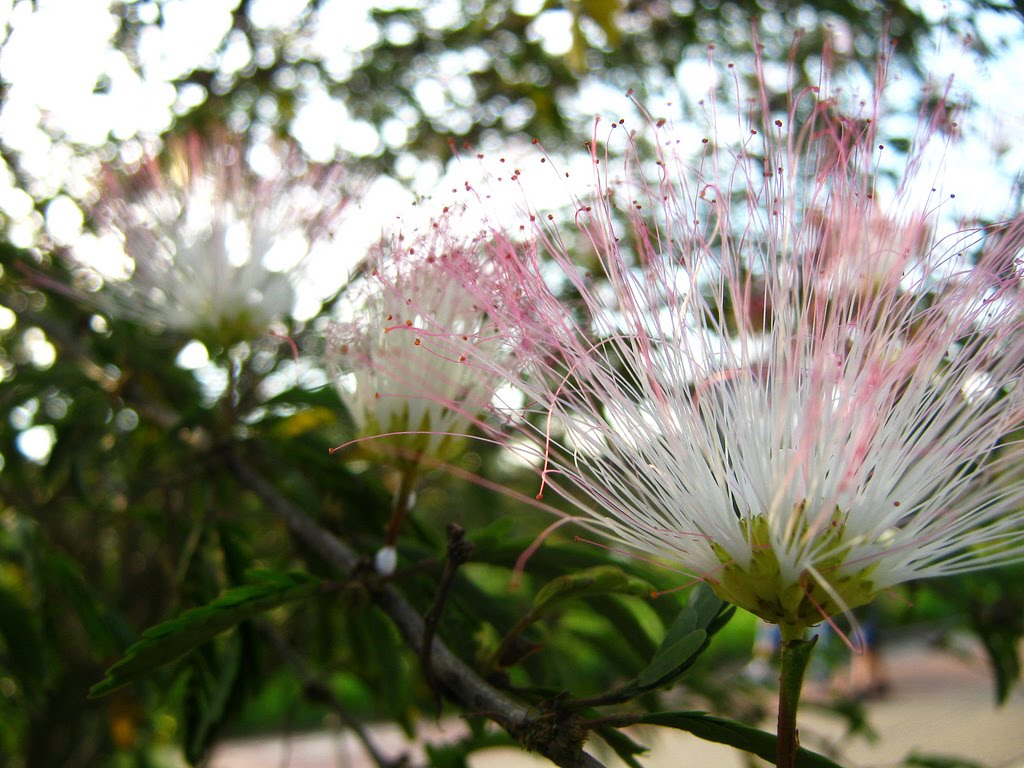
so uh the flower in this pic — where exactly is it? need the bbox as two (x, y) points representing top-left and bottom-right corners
(93, 134), (345, 345)
(436, 74), (1024, 632)
(327, 223), (501, 469)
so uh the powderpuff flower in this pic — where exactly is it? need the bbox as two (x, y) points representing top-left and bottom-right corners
(327, 224), (501, 470)
(438, 69), (1024, 633)
(91, 134), (345, 345)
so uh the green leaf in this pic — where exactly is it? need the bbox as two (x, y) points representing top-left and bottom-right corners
(217, 521), (253, 586)
(425, 730), (517, 768)
(350, 604), (413, 736)
(626, 585), (733, 693)
(905, 754), (988, 768)
(634, 629), (707, 689)
(489, 565), (657, 671)
(531, 565), (654, 617)
(688, 583), (733, 635)
(587, 595), (659, 660)
(183, 633), (243, 764)
(0, 586), (46, 703)
(974, 622), (1021, 705)
(636, 711), (843, 768)
(662, 585), (733, 650)
(90, 570), (321, 698)
(269, 407), (337, 439)
(262, 385), (343, 410)
(596, 726), (647, 768)
(45, 552), (117, 654)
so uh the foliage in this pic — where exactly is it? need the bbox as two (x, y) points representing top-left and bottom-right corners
(89, 570), (322, 698)
(1, 0), (1022, 193)
(630, 711), (844, 768)
(144, 0), (1018, 176)
(908, 565), (1024, 705)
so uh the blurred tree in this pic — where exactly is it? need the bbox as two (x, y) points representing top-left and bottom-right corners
(0, 0), (1022, 194)
(113, 0), (1024, 170)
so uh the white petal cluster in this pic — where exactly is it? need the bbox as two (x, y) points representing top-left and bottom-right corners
(449, 94), (1024, 629)
(94, 136), (343, 345)
(328, 230), (499, 467)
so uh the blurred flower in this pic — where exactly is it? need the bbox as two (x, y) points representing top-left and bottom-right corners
(91, 134), (345, 345)
(327, 223), (501, 470)
(438, 80), (1024, 632)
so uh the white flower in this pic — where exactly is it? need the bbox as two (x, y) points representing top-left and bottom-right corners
(442, 83), (1024, 631)
(93, 135), (344, 345)
(328, 226), (500, 467)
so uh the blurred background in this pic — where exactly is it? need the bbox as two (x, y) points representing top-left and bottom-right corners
(1, 2), (1024, 767)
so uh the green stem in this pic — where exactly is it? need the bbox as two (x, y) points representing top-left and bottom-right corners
(776, 625), (817, 768)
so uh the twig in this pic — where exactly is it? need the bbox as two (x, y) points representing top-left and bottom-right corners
(226, 450), (360, 573)
(421, 523), (474, 702)
(257, 622), (410, 768)
(225, 449), (608, 768)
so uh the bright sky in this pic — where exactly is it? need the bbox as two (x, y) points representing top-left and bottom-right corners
(0, 0), (1020, 238)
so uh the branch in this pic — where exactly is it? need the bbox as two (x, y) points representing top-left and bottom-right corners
(224, 449), (607, 768)
(225, 450), (360, 572)
(420, 522), (473, 700)
(257, 622), (410, 768)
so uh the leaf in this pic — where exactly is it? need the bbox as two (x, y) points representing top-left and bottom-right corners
(425, 730), (517, 768)
(270, 407), (337, 439)
(624, 584), (734, 693)
(183, 593), (264, 764)
(656, 590), (715, 652)
(489, 565), (656, 670)
(217, 521), (253, 585)
(596, 726), (647, 768)
(262, 385), (343, 410)
(905, 754), (988, 768)
(45, 552), (117, 654)
(531, 565), (654, 617)
(974, 620), (1021, 705)
(634, 629), (707, 689)
(688, 582), (734, 636)
(0, 586), (46, 703)
(182, 632), (243, 764)
(587, 595), (659, 661)
(90, 570), (321, 697)
(636, 711), (843, 768)
(350, 604), (413, 736)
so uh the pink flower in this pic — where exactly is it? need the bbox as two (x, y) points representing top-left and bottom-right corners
(435, 72), (1024, 631)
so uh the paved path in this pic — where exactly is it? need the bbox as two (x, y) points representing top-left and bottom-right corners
(205, 638), (1024, 768)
